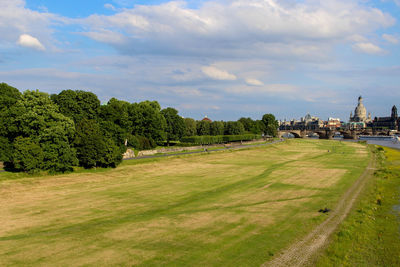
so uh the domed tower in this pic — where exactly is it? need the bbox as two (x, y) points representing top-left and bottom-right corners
(351, 96), (367, 122)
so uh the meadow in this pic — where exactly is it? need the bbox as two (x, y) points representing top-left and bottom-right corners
(0, 139), (369, 266)
(316, 146), (400, 266)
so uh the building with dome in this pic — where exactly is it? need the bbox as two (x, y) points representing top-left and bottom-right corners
(349, 96), (371, 123)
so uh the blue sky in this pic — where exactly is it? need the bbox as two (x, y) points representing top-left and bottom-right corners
(1, 0), (400, 121)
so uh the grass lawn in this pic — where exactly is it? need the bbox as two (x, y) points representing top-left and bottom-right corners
(0, 139), (369, 266)
(315, 146), (400, 266)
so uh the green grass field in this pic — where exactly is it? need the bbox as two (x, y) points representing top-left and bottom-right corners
(0, 139), (369, 266)
(316, 146), (400, 266)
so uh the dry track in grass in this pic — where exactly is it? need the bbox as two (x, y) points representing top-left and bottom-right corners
(262, 148), (375, 267)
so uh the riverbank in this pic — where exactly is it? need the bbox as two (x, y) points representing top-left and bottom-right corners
(315, 146), (400, 266)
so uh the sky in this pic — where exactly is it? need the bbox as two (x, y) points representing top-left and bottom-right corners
(1, 0), (400, 121)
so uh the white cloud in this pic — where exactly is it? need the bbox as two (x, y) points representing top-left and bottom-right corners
(0, 0), (64, 50)
(202, 66), (237, 81)
(382, 33), (399, 44)
(104, 3), (116, 11)
(17, 34), (45, 50)
(79, 0), (395, 59)
(245, 78), (264, 86)
(352, 42), (385, 55)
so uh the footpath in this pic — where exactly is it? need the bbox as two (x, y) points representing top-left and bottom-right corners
(262, 148), (376, 267)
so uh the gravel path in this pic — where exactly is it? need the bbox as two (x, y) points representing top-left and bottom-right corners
(261, 150), (376, 267)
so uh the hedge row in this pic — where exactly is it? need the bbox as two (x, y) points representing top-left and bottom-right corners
(180, 134), (262, 145)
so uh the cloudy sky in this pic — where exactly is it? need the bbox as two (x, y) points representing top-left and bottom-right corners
(1, 0), (399, 121)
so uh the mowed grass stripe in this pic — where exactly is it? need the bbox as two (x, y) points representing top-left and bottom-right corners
(0, 139), (369, 266)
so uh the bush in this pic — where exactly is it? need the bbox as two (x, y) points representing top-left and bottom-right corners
(180, 134), (261, 145)
(12, 137), (44, 173)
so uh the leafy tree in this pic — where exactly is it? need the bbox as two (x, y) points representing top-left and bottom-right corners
(183, 118), (197, 136)
(224, 121), (245, 135)
(99, 98), (131, 130)
(0, 83), (21, 111)
(210, 121), (225, 135)
(74, 119), (122, 168)
(6, 90), (77, 172)
(262, 113), (279, 137)
(161, 107), (185, 145)
(51, 90), (100, 122)
(129, 101), (166, 142)
(238, 117), (254, 132)
(197, 120), (211, 136)
(0, 136), (12, 162)
(12, 136), (44, 173)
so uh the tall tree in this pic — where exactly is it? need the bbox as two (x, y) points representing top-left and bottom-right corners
(51, 90), (100, 122)
(197, 120), (211, 136)
(6, 90), (77, 172)
(74, 119), (122, 168)
(224, 121), (245, 135)
(183, 118), (197, 136)
(210, 121), (225, 135)
(129, 101), (166, 142)
(262, 113), (278, 137)
(161, 107), (185, 145)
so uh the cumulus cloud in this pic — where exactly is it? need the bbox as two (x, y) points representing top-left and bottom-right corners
(0, 0), (63, 50)
(382, 33), (399, 44)
(17, 34), (45, 50)
(79, 0), (395, 59)
(202, 66), (237, 81)
(352, 42), (385, 55)
(104, 3), (116, 11)
(245, 78), (264, 86)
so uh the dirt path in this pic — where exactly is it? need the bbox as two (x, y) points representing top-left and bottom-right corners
(262, 150), (376, 267)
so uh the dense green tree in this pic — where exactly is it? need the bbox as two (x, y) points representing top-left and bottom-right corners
(6, 90), (77, 172)
(12, 136), (44, 173)
(74, 119), (122, 168)
(129, 101), (166, 142)
(0, 83), (21, 111)
(161, 107), (185, 145)
(99, 98), (131, 130)
(183, 118), (197, 136)
(262, 113), (279, 137)
(224, 121), (245, 135)
(51, 90), (100, 122)
(210, 121), (225, 135)
(197, 120), (211, 136)
(0, 136), (12, 162)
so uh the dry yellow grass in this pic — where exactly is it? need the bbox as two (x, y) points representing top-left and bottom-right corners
(0, 139), (370, 266)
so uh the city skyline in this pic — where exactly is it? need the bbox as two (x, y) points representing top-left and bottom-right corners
(1, 0), (400, 121)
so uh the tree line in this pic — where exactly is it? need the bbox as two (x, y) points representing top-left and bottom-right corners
(0, 83), (278, 173)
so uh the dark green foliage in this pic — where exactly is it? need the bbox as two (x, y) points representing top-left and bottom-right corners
(4, 90), (78, 173)
(262, 114), (278, 137)
(181, 134), (261, 145)
(184, 118), (197, 136)
(74, 119), (122, 169)
(0, 136), (12, 162)
(12, 136), (44, 173)
(161, 107), (185, 145)
(197, 120), (211, 135)
(0, 83), (21, 111)
(51, 89), (100, 122)
(129, 101), (166, 142)
(210, 121), (224, 135)
(100, 98), (131, 130)
(224, 121), (245, 135)
(238, 117), (264, 134)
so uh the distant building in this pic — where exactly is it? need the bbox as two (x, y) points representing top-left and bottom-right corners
(326, 117), (341, 129)
(348, 96), (372, 129)
(372, 105), (399, 130)
(202, 115), (212, 122)
(279, 113), (323, 130)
